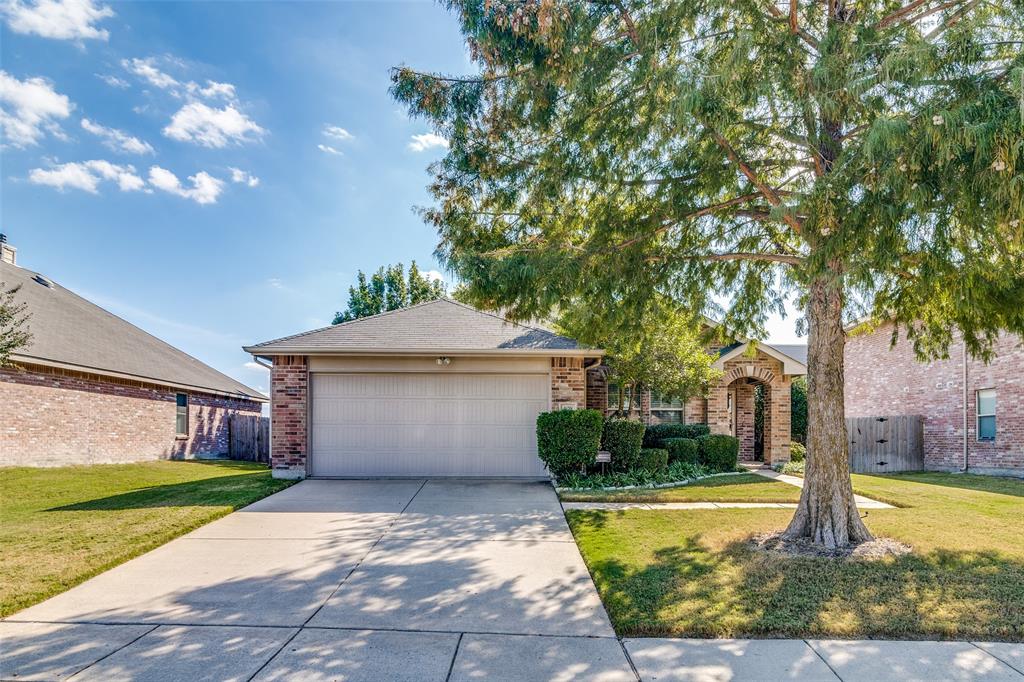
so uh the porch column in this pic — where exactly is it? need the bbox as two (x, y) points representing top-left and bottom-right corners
(766, 376), (792, 464)
(708, 382), (731, 435)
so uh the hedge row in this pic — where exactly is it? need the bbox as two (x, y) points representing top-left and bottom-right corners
(643, 422), (711, 448)
(536, 410), (738, 478)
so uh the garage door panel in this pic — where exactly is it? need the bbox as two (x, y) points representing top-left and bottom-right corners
(310, 373), (549, 477)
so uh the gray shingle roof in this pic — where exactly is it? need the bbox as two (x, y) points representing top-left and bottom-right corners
(769, 343), (808, 366)
(245, 298), (592, 355)
(2, 261), (265, 400)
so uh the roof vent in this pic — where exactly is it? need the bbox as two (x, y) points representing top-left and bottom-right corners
(32, 274), (53, 289)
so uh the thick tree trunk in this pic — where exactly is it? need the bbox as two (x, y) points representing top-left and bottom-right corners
(782, 273), (873, 548)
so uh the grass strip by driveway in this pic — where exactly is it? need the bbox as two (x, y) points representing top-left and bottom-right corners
(0, 460), (294, 618)
(559, 473), (803, 503)
(567, 472), (1024, 641)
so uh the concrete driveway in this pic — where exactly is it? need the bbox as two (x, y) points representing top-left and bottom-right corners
(1, 479), (636, 681)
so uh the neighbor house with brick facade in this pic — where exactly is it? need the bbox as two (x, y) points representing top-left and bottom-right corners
(845, 320), (1023, 477)
(0, 239), (266, 467)
(246, 298), (806, 479)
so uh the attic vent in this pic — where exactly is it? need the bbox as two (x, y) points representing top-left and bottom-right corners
(32, 274), (53, 289)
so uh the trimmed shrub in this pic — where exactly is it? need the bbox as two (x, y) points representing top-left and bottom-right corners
(697, 434), (740, 471)
(601, 419), (645, 471)
(663, 437), (700, 465)
(789, 441), (807, 462)
(642, 422), (711, 448)
(536, 409), (604, 476)
(637, 448), (669, 473)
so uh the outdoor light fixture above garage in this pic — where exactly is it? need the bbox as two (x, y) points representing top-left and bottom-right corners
(436, 356), (451, 365)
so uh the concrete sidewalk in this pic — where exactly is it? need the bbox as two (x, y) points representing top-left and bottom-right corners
(624, 638), (1023, 681)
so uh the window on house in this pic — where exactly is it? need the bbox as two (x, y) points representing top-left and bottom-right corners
(175, 393), (189, 437)
(977, 389), (996, 441)
(651, 392), (684, 423)
(607, 383), (633, 411)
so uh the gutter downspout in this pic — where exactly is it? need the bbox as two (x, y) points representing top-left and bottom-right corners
(962, 339), (969, 472)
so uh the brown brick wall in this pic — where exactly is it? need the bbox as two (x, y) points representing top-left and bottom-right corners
(550, 356), (586, 410)
(270, 355), (308, 478)
(586, 366), (607, 411)
(845, 324), (1023, 474)
(0, 363), (263, 467)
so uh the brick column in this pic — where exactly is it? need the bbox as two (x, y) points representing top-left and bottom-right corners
(765, 376), (792, 464)
(708, 383), (731, 434)
(586, 366), (608, 412)
(270, 355), (308, 479)
(735, 382), (756, 460)
(551, 357), (585, 410)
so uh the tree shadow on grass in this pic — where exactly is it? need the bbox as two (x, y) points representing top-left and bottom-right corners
(587, 532), (1024, 641)
(47, 472), (279, 512)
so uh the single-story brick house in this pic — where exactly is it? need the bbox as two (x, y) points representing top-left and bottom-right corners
(845, 321), (1023, 477)
(246, 299), (806, 479)
(0, 239), (266, 467)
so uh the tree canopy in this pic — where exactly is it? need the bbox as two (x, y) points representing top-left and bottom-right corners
(0, 283), (31, 367)
(391, 0), (1023, 548)
(333, 262), (446, 324)
(558, 300), (721, 414)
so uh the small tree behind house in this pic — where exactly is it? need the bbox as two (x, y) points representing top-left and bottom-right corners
(333, 261), (446, 324)
(0, 283), (31, 367)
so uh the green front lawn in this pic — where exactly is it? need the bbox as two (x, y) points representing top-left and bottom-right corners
(568, 472), (1024, 640)
(0, 460), (293, 617)
(559, 473), (802, 503)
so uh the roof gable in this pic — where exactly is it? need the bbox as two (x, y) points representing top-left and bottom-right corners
(245, 299), (593, 355)
(2, 261), (265, 400)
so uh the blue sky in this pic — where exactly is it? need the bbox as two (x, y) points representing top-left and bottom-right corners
(1, 0), (801, 396)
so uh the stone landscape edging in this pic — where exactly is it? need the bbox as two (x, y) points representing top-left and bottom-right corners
(554, 470), (748, 493)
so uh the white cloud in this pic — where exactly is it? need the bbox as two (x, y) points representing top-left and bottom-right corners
(187, 79), (235, 101)
(267, 278), (284, 289)
(1, 0), (113, 42)
(163, 102), (264, 148)
(317, 143), (342, 155)
(121, 57), (178, 90)
(147, 165), (224, 204)
(81, 118), (153, 155)
(243, 361), (268, 372)
(424, 269), (445, 282)
(0, 70), (72, 147)
(229, 166), (259, 187)
(96, 73), (128, 88)
(323, 125), (353, 141)
(28, 159), (143, 193)
(408, 132), (448, 152)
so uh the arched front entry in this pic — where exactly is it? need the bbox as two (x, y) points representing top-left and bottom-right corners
(709, 362), (792, 465)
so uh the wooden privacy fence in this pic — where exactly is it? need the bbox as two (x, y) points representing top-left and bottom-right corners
(228, 414), (270, 463)
(846, 415), (924, 473)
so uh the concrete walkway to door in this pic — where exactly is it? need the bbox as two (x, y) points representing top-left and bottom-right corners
(1, 479), (636, 681)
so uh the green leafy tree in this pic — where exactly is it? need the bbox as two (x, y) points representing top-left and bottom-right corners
(0, 283), (31, 367)
(333, 261), (447, 324)
(560, 301), (721, 417)
(791, 376), (808, 444)
(392, 0), (1024, 547)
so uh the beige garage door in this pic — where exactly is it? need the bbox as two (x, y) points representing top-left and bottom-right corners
(310, 373), (550, 477)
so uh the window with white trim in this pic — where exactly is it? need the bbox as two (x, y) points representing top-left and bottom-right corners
(607, 383), (633, 411)
(651, 391), (684, 423)
(977, 389), (996, 441)
(175, 393), (189, 437)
